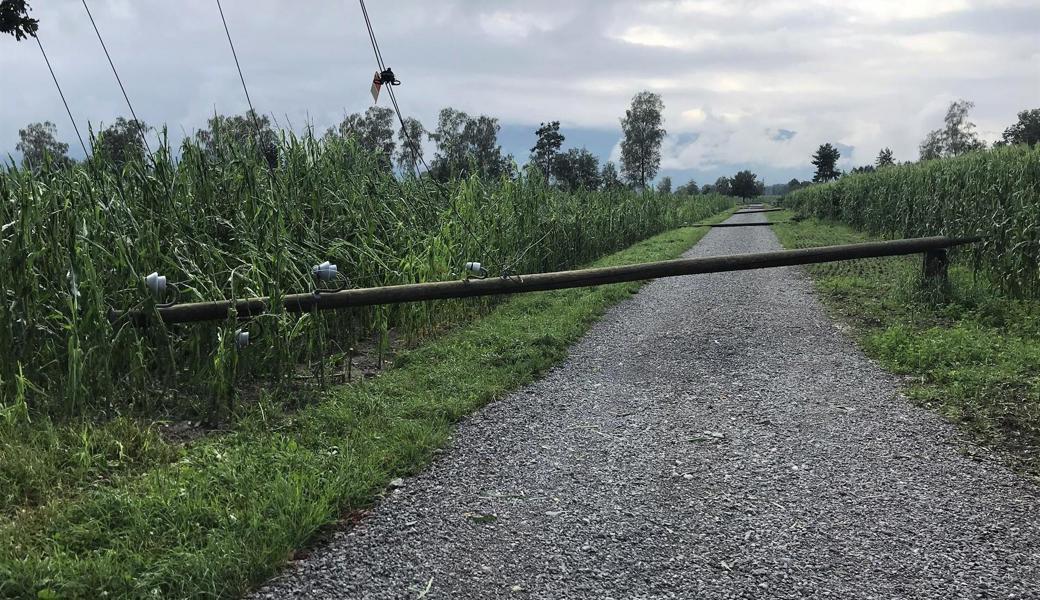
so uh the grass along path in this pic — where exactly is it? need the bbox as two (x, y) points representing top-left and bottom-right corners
(770, 211), (1040, 475)
(0, 211), (732, 599)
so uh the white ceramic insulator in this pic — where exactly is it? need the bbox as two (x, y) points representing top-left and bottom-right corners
(145, 272), (167, 297)
(313, 261), (338, 282)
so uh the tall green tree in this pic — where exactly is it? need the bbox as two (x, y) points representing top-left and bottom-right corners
(713, 176), (732, 196)
(919, 99), (986, 159)
(326, 106), (396, 167)
(464, 115), (508, 179)
(655, 176), (672, 195)
(395, 117), (426, 175)
(811, 143), (841, 182)
(16, 121), (71, 169)
(428, 108), (508, 180)
(428, 107), (469, 179)
(530, 121), (564, 181)
(876, 147), (895, 168)
(999, 108), (1040, 147)
(195, 110), (278, 162)
(675, 179), (699, 195)
(95, 117), (150, 168)
(620, 91), (666, 189)
(919, 131), (944, 160)
(554, 148), (601, 191)
(600, 161), (623, 190)
(0, 0), (37, 40)
(730, 170), (762, 200)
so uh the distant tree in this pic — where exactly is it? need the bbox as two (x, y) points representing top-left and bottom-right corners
(713, 176), (732, 196)
(16, 121), (71, 169)
(730, 170), (762, 200)
(554, 148), (601, 191)
(811, 143), (841, 182)
(655, 176), (672, 195)
(675, 180), (699, 195)
(998, 108), (1040, 147)
(428, 107), (469, 179)
(195, 110), (278, 165)
(701, 183), (714, 195)
(942, 99), (986, 156)
(326, 106), (395, 167)
(850, 165), (876, 174)
(786, 178), (802, 193)
(919, 99), (986, 160)
(875, 147), (895, 168)
(428, 108), (507, 180)
(530, 121), (564, 181)
(0, 0), (37, 40)
(464, 115), (508, 179)
(395, 117), (426, 174)
(600, 160), (623, 190)
(919, 130), (944, 160)
(96, 117), (150, 167)
(620, 91), (666, 188)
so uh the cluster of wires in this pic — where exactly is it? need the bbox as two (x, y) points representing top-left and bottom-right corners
(31, 0), (549, 278)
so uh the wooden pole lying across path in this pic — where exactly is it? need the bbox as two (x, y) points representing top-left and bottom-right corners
(735, 208), (783, 214)
(112, 236), (980, 325)
(691, 222), (790, 228)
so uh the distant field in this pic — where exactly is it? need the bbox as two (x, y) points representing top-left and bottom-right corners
(781, 144), (1040, 296)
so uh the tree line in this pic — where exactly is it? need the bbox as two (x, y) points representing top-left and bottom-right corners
(785, 101), (1039, 195)
(13, 90), (773, 200)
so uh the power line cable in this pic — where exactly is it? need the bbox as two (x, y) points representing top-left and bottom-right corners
(215, 0), (274, 170)
(357, 0), (500, 274)
(34, 33), (90, 158)
(81, 0), (151, 155)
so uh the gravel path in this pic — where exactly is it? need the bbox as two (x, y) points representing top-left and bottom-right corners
(254, 211), (1040, 599)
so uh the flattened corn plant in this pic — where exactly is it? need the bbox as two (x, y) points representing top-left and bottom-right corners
(0, 132), (732, 420)
(782, 144), (1040, 295)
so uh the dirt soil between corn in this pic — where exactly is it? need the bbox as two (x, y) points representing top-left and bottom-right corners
(253, 211), (1040, 599)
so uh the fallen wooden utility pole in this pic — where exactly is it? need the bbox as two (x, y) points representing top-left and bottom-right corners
(735, 208), (783, 214)
(112, 236), (979, 325)
(691, 222), (790, 228)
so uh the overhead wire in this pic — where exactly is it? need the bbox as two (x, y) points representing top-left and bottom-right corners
(33, 33), (90, 159)
(357, 0), (502, 276)
(81, 0), (152, 155)
(215, 0), (275, 170)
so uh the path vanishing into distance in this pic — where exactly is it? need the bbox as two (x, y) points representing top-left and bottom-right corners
(254, 211), (1040, 599)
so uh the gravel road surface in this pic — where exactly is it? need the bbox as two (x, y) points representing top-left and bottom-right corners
(254, 211), (1040, 599)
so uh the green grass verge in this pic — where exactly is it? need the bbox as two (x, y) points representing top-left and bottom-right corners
(0, 211), (731, 599)
(770, 212), (1040, 473)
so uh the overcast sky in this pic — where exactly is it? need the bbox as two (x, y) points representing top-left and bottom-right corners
(1, 0), (1038, 184)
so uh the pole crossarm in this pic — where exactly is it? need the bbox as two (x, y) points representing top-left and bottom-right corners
(112, 236), (980, 325)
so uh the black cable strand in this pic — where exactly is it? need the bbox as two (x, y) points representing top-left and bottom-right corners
(358, 0), (385, 70)
(358, 0), (500, 274)
(81, 0), (151, 155)
(215, 0), (276, 170)
(34, 33), (90, 159)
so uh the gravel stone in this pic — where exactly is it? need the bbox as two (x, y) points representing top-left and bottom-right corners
(252, 212), (1040, 599)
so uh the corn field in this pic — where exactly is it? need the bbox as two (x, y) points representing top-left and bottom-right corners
(782, 145), (1040, 295)
(0, 133), (731, 420)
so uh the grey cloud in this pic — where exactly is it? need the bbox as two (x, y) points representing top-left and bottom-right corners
(0, 0), (1036, 180)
